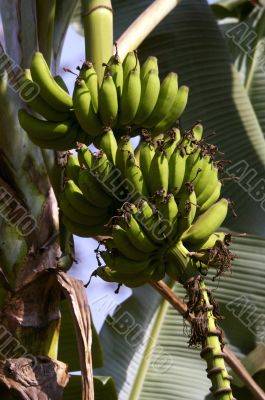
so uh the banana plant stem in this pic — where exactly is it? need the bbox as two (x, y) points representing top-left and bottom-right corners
(116, 0), (180, 62)
(150, 281), (265, 400)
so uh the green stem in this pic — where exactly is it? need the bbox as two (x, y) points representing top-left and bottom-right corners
(36, 0), (56, 66)
(82, 0), (113, 84)
(200, 280), (234, 400)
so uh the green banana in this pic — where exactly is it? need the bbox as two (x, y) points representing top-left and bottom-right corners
(163, 128), (181, 160)
(134, 69), (160, 125)
(64, 180), (107, 217)
(77, 144), (93, 169)
(116, 135), (134, 177)
(139, 139), (155, 184)
(98, 73), (118, 127)
(62, 215), (108, 238)
(148, 144), (169, 194)
(182, 198), (229, 244)
(193, 156), (213, 196)
(97, 128), (117, 165)
(125, 153), (148, 198)
(155, 193), (178, 238)
(95, 266), (150, 287)
(53, 75), (69, 93)
(65, 154), (80, 184)
(73, 79), (102, 137)
(143, 72), (178, 129)
(101, 251), (150, 273)
(110, 225), (149, 261)
(196, 165), (219, 206)
(79, 61), (98, 113)
(18, 109), (78, 150)
(118, 67), (141, 126)
(20, 70), (70, 122)
(78, 169), (113, 208)
(140, 56), (158, 80)
(119, 213), (158, 253)
(199, 181), (222, 214)
(151, 86), (189, 135)
(30, 52), (72, 112)
(122, 51), (140, 82)
(177, 184), (197, 236)
(59, 192), (107, 226)
(150, 259), (166, 282)
(185, 232), (226, 251)
(106, 54), (123, 98)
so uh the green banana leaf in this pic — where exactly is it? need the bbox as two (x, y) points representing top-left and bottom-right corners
(96, 234), (265, 399)
(213, 3), (265, 138)
(72, 0), (265, 235)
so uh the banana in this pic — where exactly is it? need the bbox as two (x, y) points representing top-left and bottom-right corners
(185, 232), (226, 251)
(30, 52), (72, 112)
(20, 70), (71, 122)
(139, 139), (155, 183)
(97, 128), (117, 165)
(119, 213), (158, 253)
(192, 122), (204, 141)
(163, 128), (181, 160)
(73, 79), (102, 137)
(140, 56), (158, 80)
(77, 144), (93, 169)
(151, 86), (189, 135)
(116, 135), (134, 177)
(59, 192), (108, 226)
(90, 152), (119, 198)
(148, 144), (169, 194)
(64, 180), (107, 217)
(78, 169), (113, 208)
(79, 61), (98, 113)
(136, 201), (165, 245)
(118, 67), (141, 126)
(62, 214), (108, 238)
(53, 75), (69, 93)
(18, 109), (78, 150)
(122, 51), (139, 82)
(65, 154), (80, 184)
(155, 193), (178, 238)
(196, 164), (219, 206)
(143, 72), (178, 129)
(177, 184), (197, 237)
(125, 153), (149, 198)
(101, 251), (150, 273)
(182, 198), (229, 244)
(110, 225), (149, 261)
(95, 266), (150, 287)
(193, 156), (213, 197)
(98, 73), (118, 127)
(134, 69), (160, 125)
(106, 54), (123, 98)
(199, 181), (222, 214)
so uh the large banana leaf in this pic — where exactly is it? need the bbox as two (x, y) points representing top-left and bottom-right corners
(97, 234), (265, 399)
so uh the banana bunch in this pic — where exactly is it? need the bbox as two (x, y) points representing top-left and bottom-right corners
(59, 149), (121, 237)
(73, 50), (189, 138)
(18, 53), (91, 150)
(18, 50), (189, 151)
(95, 195), (231, 287)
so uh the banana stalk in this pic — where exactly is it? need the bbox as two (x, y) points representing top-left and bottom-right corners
(36, 0), (57, 66)
(82, 0), (113, 84)
(167, 245), (234, 399)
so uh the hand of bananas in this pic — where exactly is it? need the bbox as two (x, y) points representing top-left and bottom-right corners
(18, 50), (189, 150)
(58, 122), (234, 287)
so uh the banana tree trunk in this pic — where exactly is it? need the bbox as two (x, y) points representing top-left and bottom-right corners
(0, 1), (86, 398)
